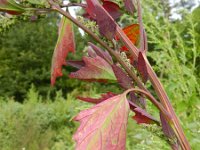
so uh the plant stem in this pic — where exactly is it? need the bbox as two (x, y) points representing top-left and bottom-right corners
(60, 3), (87, 8)
(48, 0), (190, 149)
(125, 88), (171, 123)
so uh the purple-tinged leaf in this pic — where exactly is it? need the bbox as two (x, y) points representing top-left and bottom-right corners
(102, 1), (121, 20)
(51, 17), (75, 85)
(112, 65), (133, 89)
(87, 46), (97, 58)
(124, 0), (135, 14)
(137, 52), (148, 83)
(67, 60), (85, 69)
(84, 0), (121, 20)
(85, 0), (96, 19)
(77, 92), (117, 104)
(160, 113), (179, 149)
(88, 42), (113, 64)
(69, 56), (116, 82)
(73, 94), (130, 150)
(95, 5), (117, 40)
(130, 92), (146, 109)
(129, 100), (158, 124)
(160, 112), (175, 139)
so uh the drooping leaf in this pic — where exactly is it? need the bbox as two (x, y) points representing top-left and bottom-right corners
(129, 100), (158, 124)
(160, 113), (179, 149)
(130, 92), (146, 109)
(84, 0), (121, 20)
(160, 112), (175, 139)
(85, 0), (96, 19)
(0, 0), (25, 15)
(51, 17), (75, 85)
(112, 65), (133, 89)
(73, 94), (130, 150)
(77, 92), (117, 104)
(87, 46), (97, 58)
(137, 52), (148, 83)
(69, 56), (116, 82)
(124, 0), (135, 14)
(102, 1), (121, 20)
(95, 5), (117, 40)
(88, 42), (113, 64)
(67, 60), (85, 69)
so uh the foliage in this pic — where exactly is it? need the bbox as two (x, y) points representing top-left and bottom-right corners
(0, 14), (86, 101)
(0, 0), (199, 149)
(0, 86), (199, 150)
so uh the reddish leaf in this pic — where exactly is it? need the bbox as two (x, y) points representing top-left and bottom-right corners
(89, 42), (113, 64)
(84, 0), (121, 20)
(85, 0), (96, 19)
(87, 46), (97, 58)
(112, 65), (133, 89)
(102, 1), (121, 20)
(160, 112), (175, 139)
(137, 52), (148, 83)
(95, 5), (117, 40)
(77, 92), (117, 104)
(67, 60), (85, 69)
(73, 94), (130, 150)
(115, 24), (140, 52)
(130, 92), (146, 109)
(160, 113), (179, 149)
(124, 0), (135, 14)
(51, 17), (75, 85)
(69, 56), (116, 82)
(0, 0), (25, 15)
(129, 100), (158, 124)
(122, 24), (140, 45)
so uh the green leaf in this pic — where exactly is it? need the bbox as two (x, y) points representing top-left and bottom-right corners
(0, 0), (25, 15)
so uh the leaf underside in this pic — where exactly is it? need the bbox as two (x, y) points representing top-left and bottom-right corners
(137, 52), (148, 83)
(51, 16), (75, 85)
(69, 56), (116, 82)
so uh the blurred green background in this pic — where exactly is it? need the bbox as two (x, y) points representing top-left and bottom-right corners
(0, 0), (199, 149)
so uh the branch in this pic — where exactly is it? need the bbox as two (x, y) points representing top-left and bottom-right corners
(125, 88), (172, 123)
(60, 3), (87, 8)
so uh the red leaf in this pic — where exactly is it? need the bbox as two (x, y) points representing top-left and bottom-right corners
(102, 1), (121, 20)
(137, 52), (148, 83)
(77, 92), (117, 104)
(84, 0), (121, 20)
(124, 0), (135, 14)
(67, 60), (85, 69)
(129, 100), (158, 124)
(69, 56), (116, 82)
(85, 0), (96, 19)
(51, 17), (75, 85)
(73, 94), (130, 150)
(112, 65), (133, 89)
(122, 24), (140, 45)
(0, 0), (25, 15)
(95, 5), (117, 40)
(115, 24), (140, 55)
(88, 42), (113, 64)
